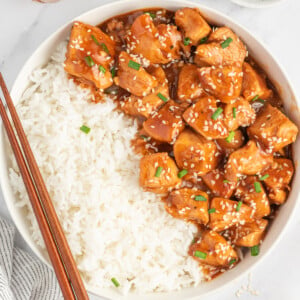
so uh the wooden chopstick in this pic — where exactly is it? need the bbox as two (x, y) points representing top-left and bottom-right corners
(0, 73), (89, 300)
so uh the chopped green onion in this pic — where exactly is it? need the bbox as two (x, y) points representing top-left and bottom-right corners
(111, 278), (120, 287)
(208, 208), (216, 214)
(251, 95), (259, 102)
(155, 166), (163, 177)
(232, 107), (237, 119)
(229, 258), (237, 265)
(200, 37), (208, 44)
(111, 67), (116, 78)
(140, 135), (148, 141)
(211, 107), (223, 120)
(223, 179), (230, 183)
(257, 98), (265, 104)
(145, 12), (156, 19)
(178, 169), (188, 178)
(194, 251), (207, 259)
(84, 56), (95, 67)
(157, 93), (168, 102)
(99, 65), (106, 74)
(236, 201), (242, 212)
(226, 131), (235, 143)
(170, 45), (174, 49)
(128, 60), (141, 71)
(195, 195), (207, 201)
(259, 174), (269, 181)
(80, 125), (90, 134)
(254, 181), (262, 193)
(183, 37), (191, 46)
(251, 245), (259, 256)
(221, 37), (233, 49)
(100, 43), (110, 54)
(91, 34), (100, 45)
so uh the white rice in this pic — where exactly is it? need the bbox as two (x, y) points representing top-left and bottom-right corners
(8, 42), (204, 294)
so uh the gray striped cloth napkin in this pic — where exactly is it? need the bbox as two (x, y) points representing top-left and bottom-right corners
(0, 217), (62, 299)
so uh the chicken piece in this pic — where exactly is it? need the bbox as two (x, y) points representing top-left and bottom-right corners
(166, 188), (209, 224)
(247, 104), (298, 153)
(143, 100), (185, 143)
(175, 8), (211, 46)
(235, 176), (270, 219)
(183, 96), (228, 139)
(114, 52), (158, 97)
(202, 169), (236, 198)
(173, 129), (220, 176)
(226, 219), (268, 247)
(64, 22), (115, 89)
(120, 66), (168, 118)
(223, 97), (256, 131)
(139, 152), (181, 193)
(225, 141), (273, 182)
(260, 158), (294, 204)
(208, 198), (254, 231)
(189, 231), (238, 267)
(127, 14), (181, 64)
(216, 130), (245, 155)
(198, 65), (243, 103)
(177, 64), (204, 102)
(195, 27), (247, 67)
(242, 62), (272, 101)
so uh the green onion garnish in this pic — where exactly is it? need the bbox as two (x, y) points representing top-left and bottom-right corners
(178, 169), (188, 178)
(236, 201), (242, 212)
(200, 37), (208, 44)
(254, 181), (262, 193)
(208, 208), (216, 214)
(251, 245), (259, 256)
(257, 99), (265, 104)
(184, 37), (191, 46)
(111, 67), (116, 78)
(251, 95), (259, 102)
(111, 277), (120, 287)
(80, 125), (90, 134)
(229, 258), (237, 265)
(170, 45), (174, 49)
(128, 60), (141, 71)
(84, 56), (95, 67)
(226, 131), (235, 143)
(223, 179), (230, 183)
(157, 93), (168, 102)
(232, 107), (236, 119)
(259, 174), (269, 181)
(99, 65), (106, 74)
(91, 34), (100, 45)
(155, 166), (163, 177)
(211, 107), (223, 120)
(100, 43), (110, 54)
(140, 135), (148, 141)
(145, 12), (156, 19)
(221, 37), (233, 49)
(194, 251), (207, 259)
(195, 195), (207, 201)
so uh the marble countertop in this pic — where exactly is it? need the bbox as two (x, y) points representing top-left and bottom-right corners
(1, 0), (300, 299)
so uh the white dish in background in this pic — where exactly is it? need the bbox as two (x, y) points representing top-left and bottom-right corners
(231, 0), (287, 8)
(0, 0), (299, 299)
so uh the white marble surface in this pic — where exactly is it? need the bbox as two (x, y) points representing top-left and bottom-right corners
(1, 0), (300, 299)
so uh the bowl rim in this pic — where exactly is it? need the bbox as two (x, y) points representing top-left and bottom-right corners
(230, 0), (287, 9)
(0, 0), (299, 299)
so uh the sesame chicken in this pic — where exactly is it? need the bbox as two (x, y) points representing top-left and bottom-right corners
(166, 188), (209, 224)
(197, 65), (243, 103)
(247, 104), (298, 152)
(175, 8), (211, 46)
(216, 130), (245, 155)
(189, 230), (238, 267)
(139, 152), (181, 193)
(174, 129), (220, 176)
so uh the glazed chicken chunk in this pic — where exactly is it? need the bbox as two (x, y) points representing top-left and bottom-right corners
(175, 8), (211, 46)
(173, 129), (220, 176)
(208, 198), (254, 232)
(242, 62), (272, 101)
(247, 104), (298, 153)
(260, 158), (294, 204)
(64, 22), (115, 90)
(235, 176), (270, 219)
(127, 14), (181, 64)
(189, 231), (238, 267)
(177, 64), (204, 102)
(195, 27), (247, 67)
(225, 219), (268, 247)
(166, 188), (209, 224)
(225, 140), (273, 182)
(139, 153), (181, 193)
(198, 65), (243, 103)
(216, 130), (245, 155)
(143, 100), (185, 143)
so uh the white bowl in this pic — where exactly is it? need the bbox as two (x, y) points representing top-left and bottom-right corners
(0, 0), (299, 299)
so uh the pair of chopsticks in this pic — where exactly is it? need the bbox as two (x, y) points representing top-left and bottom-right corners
(0, 73), (89, 300)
